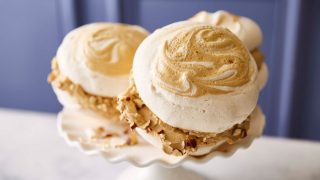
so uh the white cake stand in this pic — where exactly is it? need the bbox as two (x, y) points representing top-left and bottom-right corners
(57, 107), (265, 180)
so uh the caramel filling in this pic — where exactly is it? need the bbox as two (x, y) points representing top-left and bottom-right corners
(152, 26), (254, 97)
(48, 58), (119, 119)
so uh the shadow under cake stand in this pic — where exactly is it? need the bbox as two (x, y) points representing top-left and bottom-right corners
(57, 108), (264, 180)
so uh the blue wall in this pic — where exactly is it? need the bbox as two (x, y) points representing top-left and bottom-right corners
(0, 0), (319, 140)
(0, 0), (61, 112)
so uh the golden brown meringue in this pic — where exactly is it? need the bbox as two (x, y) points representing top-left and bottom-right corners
(153, 25), (253, 97)
(56, 23), (149, 97)
(82, 23), (147, 76)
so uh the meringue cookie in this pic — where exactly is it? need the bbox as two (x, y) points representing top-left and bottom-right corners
(57, 23), (149, 97)
(189, 10), (262, 51)
(133, 21), (260, 133)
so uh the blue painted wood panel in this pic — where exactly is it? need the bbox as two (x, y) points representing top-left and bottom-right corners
(0, 0), (61, 112)
(289, 0), (320, 140)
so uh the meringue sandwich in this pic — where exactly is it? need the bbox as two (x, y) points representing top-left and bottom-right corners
(118, 21), (266, 156)
(48, 23), (148, 119)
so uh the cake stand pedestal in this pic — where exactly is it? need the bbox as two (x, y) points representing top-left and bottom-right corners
(118, 165), (204, 180)
(57, 108), (264, 180)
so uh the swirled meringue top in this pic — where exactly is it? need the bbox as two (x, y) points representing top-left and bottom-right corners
(189, 10), (262, 50)
(133, 21), (259, 133)
(152, 25), (254, 97)
(57, 23), (148, 97)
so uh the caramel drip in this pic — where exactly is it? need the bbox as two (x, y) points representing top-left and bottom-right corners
(153, 26), (252, 97)
(80, 23), (147, 76)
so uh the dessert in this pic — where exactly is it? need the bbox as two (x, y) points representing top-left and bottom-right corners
(189, 10), (268, 90)
(118, 21), (266, 156)
(48, 23), (149, 119)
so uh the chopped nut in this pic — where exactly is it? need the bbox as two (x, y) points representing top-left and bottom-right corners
(130, 123), (137, 129)
(203, 137), (207, 142)
(89, 96), (96, 104)
(140, 119), (151, 129)
(48, 59), (119, 118)
(240, 130), (247, 138)
(186, 139), (197, 148)
(159, 133), (165, 139)
(163, 144), (173, 154)
(128, 131), (138, 145)
(232, 129), (242, 137)
(181, 141), (185, 148)
(172, 149), (183, 156)
(133, 98), (145, 109)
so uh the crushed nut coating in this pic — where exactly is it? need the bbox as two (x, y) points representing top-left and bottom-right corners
(117, 78), (250, 156)
(48, 58), (119, 119)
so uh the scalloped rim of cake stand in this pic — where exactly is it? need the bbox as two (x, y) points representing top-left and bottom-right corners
(57, 107), (265, 168)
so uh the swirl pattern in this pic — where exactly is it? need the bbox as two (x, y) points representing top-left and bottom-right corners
(152, 25), (253, 97)
(79, 23), (147, 76)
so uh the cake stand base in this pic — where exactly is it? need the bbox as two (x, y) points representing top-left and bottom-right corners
(117, 164), (204, 180)
(58, 107), (265, 180)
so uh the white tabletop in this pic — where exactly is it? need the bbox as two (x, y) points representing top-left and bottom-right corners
(0, 108), (320, 180)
